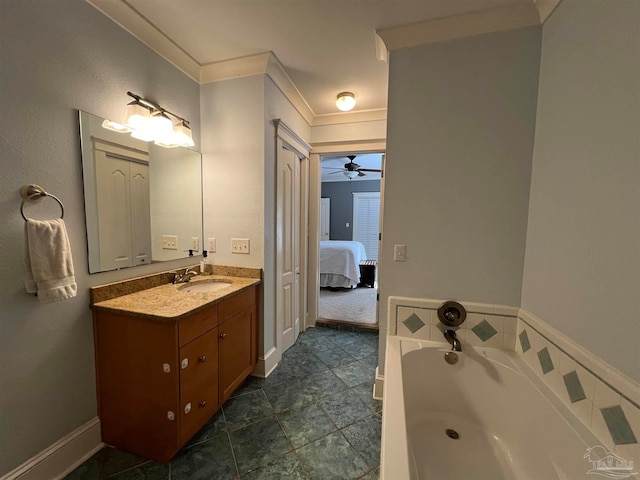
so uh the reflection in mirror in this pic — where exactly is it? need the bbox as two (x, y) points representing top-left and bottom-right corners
(79, 110), (203, 274)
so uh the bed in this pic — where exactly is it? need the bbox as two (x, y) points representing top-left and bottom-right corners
(319, 240), (368, 288)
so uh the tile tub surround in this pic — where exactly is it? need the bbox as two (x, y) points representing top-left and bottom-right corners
(517, 310), (640, 461)
(65, 327), (382, 479)
(387, 296), (639, 465)
(388, 296), (519, 350)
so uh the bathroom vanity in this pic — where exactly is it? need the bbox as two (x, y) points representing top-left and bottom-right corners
(90, 268), (261, 462)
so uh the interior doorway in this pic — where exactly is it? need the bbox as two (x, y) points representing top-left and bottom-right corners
(314, 152), (384, 330)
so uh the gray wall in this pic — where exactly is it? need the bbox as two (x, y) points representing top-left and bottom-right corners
(521, 0), (640, 381)
(0, 0), (200, 474)
(321, 180), (381, 240)
(380, 27), (541, 351)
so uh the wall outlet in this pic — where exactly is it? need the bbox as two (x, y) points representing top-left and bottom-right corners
(208, 238), (216, 253)
(231, 238), (250, 254)
(162, 235), (178, 250)
(191, 237), (199, 251)
(394, 244), (406, 262)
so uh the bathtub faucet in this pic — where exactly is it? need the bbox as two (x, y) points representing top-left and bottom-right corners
(443, 330), (462, 352)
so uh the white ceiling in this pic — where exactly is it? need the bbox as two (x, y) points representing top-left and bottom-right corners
(95, 0), (534, 117)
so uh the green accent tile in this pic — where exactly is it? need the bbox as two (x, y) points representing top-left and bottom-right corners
(403, 313), (425, 334)
(471, 320), (498, 342)
(519, 330), (531, 352)
(537, 347), (554, 374)
(562, 371), (587, 403)
(601, 406), (638, 445)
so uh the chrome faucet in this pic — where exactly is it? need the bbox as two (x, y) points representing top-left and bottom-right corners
(443, 329), (462, 352)
(173, 267), (199, 284)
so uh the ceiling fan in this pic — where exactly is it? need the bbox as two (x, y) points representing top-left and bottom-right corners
(322, 155), (382, 179)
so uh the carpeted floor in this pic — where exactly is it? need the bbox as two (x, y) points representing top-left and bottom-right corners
(319, 286), (377, 325)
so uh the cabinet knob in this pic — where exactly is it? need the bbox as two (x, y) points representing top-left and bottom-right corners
(199, 401), (207, 408)
(220, 333), (227, 339)
(198, 356), (207, 363)
(184, 403), (192, 414)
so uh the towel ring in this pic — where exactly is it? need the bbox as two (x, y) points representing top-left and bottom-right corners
(20, 184), (65, 221)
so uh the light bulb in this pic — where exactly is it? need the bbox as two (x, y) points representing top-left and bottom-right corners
(336, 92), (356, 112)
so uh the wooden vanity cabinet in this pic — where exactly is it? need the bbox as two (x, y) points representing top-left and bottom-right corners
(93, 285), (258, 463)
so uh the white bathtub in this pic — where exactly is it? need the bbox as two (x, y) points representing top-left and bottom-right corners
(381, 336), (600, 480)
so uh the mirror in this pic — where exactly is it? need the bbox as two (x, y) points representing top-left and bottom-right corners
(79, 110), (203, 274)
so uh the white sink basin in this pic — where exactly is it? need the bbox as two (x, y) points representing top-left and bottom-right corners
(178, 281), (232, 293)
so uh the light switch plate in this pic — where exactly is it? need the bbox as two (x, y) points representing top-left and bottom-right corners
(162, 235), (178, 250)
(394, 244), (406, 261)
(191, 237), (199, 251)
(208, 238), (216, 252)
(231, 238), (250, 254)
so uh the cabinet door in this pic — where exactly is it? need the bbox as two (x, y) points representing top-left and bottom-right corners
(179, 329), (219, 445)
(219, 308), (254, 403)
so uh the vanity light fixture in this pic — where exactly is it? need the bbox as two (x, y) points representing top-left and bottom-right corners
(106, 91), (195, 148)
(336, 92), (356, 112)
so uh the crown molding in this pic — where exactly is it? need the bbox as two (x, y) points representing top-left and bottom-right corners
(266, 54), (316, 125)
(199, 52), (270, 83)
(312, 109), (388, 127)
(86, 0), (200, 81)
(376, 2), (541, 52)
(534, 0), (563, 23)
(311, 139), (387, 155)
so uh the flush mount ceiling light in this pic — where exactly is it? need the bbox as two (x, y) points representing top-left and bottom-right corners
(336, 92), (356, 112)
(106, 91), (194, 148)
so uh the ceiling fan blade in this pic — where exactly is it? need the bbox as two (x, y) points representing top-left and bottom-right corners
(322, 167), (345, 170)
(358, 171), (366, 177)
(357, 168), (382, 173)
(329, 170), (346, 174)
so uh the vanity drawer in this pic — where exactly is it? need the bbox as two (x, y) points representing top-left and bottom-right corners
(179, 306), (218, 347)
(179, 329), (219, 444)
(219, 287), (256, 325)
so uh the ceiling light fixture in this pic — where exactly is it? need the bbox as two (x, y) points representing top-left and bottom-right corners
(105, 91), (195, 148)
(336, 92), (356, 112)
(343, 170), (359, 179)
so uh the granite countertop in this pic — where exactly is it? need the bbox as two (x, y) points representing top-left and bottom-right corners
(92, 275), (261, 321)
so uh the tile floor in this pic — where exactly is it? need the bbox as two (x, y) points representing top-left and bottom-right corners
(66, 326), (382, 480)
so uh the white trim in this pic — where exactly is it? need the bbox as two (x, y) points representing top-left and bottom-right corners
(519, 308), (640, 407)
(373, 366), (384, 400)
(275, 120), (312, 158)
(1, 417), (103, 480)
(251, 346), (280, 378)
(266, 54), (315, 125)
(312, 109), (388, 127)
(534, 0), (563, 23)
(311, 140), (387, 155)
(376, 2), (541, 52)
(85, 0), (200, 80)
(199, 52), (270, 84)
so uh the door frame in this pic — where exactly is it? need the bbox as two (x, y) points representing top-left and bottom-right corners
(275, 120), (310, 357)
(307, 142), (386, 327)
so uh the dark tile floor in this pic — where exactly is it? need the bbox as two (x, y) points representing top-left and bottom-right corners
(66, 326), (382, 480)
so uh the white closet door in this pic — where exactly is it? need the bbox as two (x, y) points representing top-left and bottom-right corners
(352, 192), (380, 261)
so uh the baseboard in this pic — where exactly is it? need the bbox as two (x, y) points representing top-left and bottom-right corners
(251, 346), (280, 378)
(373, 366), (384, 400)
(1, 417), (103, 480)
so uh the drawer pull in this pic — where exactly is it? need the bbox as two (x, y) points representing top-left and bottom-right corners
(199, 401), (207, 408)
(220, 333), (227, 339)
(198, 356), (207, 363)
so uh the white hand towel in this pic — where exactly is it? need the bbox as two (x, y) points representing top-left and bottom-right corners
(24, 218), (77, 303)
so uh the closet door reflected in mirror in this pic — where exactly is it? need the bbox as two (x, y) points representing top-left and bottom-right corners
(79, 110), (203, 273)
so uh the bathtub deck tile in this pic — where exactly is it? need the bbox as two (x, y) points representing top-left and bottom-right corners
(537, 347), (555, 375)
(601, 406), (638, 445)
(518, 328), (531, 353)
(563, 371), (587, 403)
